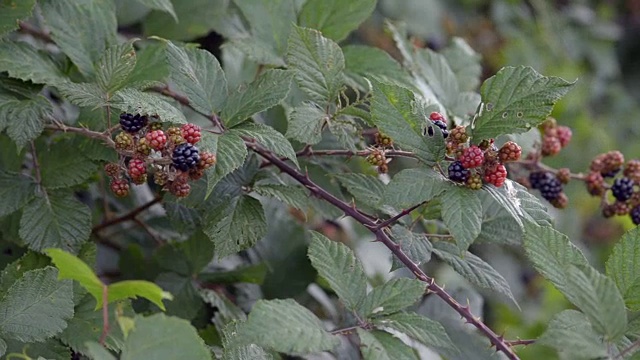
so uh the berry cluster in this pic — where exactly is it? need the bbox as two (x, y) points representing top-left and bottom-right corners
(105, 113), (216, 198)
(539, 118), (572, 157)
(366, 148), (389, 174)
(528, 171), (568, 208)
(585, 151), (640, 224)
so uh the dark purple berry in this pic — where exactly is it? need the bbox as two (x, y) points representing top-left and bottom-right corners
(529, 171), (562, 201)
(172, 143), (200, 172)
(631, 205), (640, 225)
(425, 120), (449, 138)
(119, 113), (148, 133)
(611, 177), (635, 201)
(448, 161), (470, 183)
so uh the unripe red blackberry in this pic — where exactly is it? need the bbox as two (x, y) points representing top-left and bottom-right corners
(115, 132), (134, 151)
(145, 130), (168, 151)
(556, 168), (571, 184)
(448, 161), (470, 183)
(550, 192), (569, 209)
(613, 201), (631, 216)
(170, 181), (191, 198)
(466, 173), (483, 190)
(541, 135), (561, 157)
(611, 177), (635, 202)
(198, 151), (217, 169)
(556, 126), (572, 148)
(603, 151), (625, 174)
(585, 171), (605, 196)
(367, 149), (385, 166)
(189, 168), (205, 180)
(136, 138), (151, 156)
(429, 112), (445, 122)
(459, 145), (485, 169)
(128, 159), (146, 179)
(167, 126), (185, 145)
(624, 160), (640, 183)
(374, 132), (393, 148)
(119, 113), (148, 133)
(104, 163), (120, 178)
(449, 126), (468, 144)
(181, 123), (202, 144)
(498, 141), (522, 162)
(483, 163), (508, 187)
(110, 179), (129, 197)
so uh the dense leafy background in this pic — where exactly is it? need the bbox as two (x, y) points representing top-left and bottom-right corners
(1, 1), (640, 359)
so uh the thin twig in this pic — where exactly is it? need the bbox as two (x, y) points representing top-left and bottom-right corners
(248, 142), (520, 360)
(18, 21), (53, 43)
(45, 123), (115, 148)
(93, 196), (162, 232)
(617, 338), (640, 359)
(375, 201), (428, 230)
(133, 218), (164, 245)
(505, 339), (536, 347)
(331, 325), (362, 335)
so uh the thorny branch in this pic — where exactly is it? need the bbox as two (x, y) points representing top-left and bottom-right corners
(93, 196), (162, 233)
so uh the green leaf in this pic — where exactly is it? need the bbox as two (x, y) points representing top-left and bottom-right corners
(20, 192), (91, 252)
(606, 227), (640, 311)
(441, 37), (482, 92)
(135, 0), (177, 21)
(483, 179), (552, 228)
(96, 40), (138, 93)
(287, 25), (345, 104)
(253, 184), (309, 212)
(3, 337), (71, 360)
(40, 0), (117, 77)
(0, 0), (36, 37)
(384, 168), (451, 208)
(85, 341), (117, 360)
(373, 312), (455, 350)
(439, 187), (482, 251)
(56, 82), (107, 108)
(472, 66), (575, 140)
(3, 96), (52, 149)
(0, 41), (66, 85)
(121, 314), (211, 360)
(358, 278), (426, 318)
(58, 294), (130, 353)
(343, 45), (409, 89)
(298, 0), (376, 42)
(143, 0), (232, 41)
(222, 69), (294, 128)
(370, 80), (445, 165)
(523, 223), (588, 295)
(127, 42), (169, 84)
(390, 226), (433, 271)
(308, 231), (367, 310)
(357, 329), (419, 360)
(199, 289), (246, 330)
(0, 171), (35, 217)
(205, 195), (267, 258)
(223, 344), (272, 360)
(40, 142), (98, 189)
(237, 299), (340, 355)
(0, 338), (5, 358)
(198, 263), (267, 285)
(155, 273), (201, 320)
(413, 48), (459, 108)
(205, 133), (247, 198)
(45, 248), (102, 305)
(538, 310), (608, 359)
(432, 242), (517, 305)
(334, 173), (387, 209)
(230, 122), (298, 167)
(112, 88), (186, 123)
(0, 252), (51, 295)
(285, 103), (326, 145)
(232, 0), (296, 66)
(564, 264), (627, 341)
(0, 267), (73, 342)
(108, 280), (172, 311)
(165, 42), (227, 116)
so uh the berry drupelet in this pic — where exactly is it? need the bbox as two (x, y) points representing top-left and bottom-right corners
(172, 143), (201, 172)
(119, 113), (148, 133)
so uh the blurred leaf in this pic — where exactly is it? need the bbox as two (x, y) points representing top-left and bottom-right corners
(357, 329), (419, 360)
(20, 192), (91, 252)
(121, 314), (211, 360)
(96, 40), (137, 93)
(285, 103), (326, 145)
(0, 251), (50, 295)
(343, 45), (410, 89)
(538, 310), (608, 358)
(414, 48), (459, 108)
(0, 0), (36, 37)
(223, 344), (272, 360)
(199, 289), (246, 329)
(155, 272), (202, 320)
(384, 168), (451, 209)
(287, 26), (345, 104)
(165, 42), (227, 116)
(439, 187), (482, 251)
(441, 37), (482, 92)
(433, 242), (517, 305)
(308, 231), (367, 310)
(472, 66), (575, 141)
(85, 341), (117, 360)
(198, 264), (268, 285)
(40, 141), (98, 189)
(230, 122), (298, 167)
(237, 299), (340, 355)
(135, 0), (176, 21)
(606, 227), (640, 311)
(373, 312), (455, 350)
(40, 0), (117, 77)
(298, 0), (376, 42)
(222, 69), (294, 128)
(358, 278), (426, 318)
(0, 267), (73, 342)
(3, 337), (70, 360)
(0, 41), (66, 84)
(0, 171), (35, 217)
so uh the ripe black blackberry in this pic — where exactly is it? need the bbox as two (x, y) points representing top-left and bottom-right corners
(426, 120), (449, 138)
(119, 113), (148, 133)
(448, 161), (470, 183)
(172, 143), (200, 172)
(529, 171), (562, 201)
(611, 177), (635, 201)
(631, 205), (640, 225)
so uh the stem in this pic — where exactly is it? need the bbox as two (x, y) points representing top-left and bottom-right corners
(375, 201), (427, 230)
(45, 123), (115, 148)
(248, 142), (519, 359)
(506, 339), (536, 347)
(331, 325), (363, 335)
(93, 196), (162, 232)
